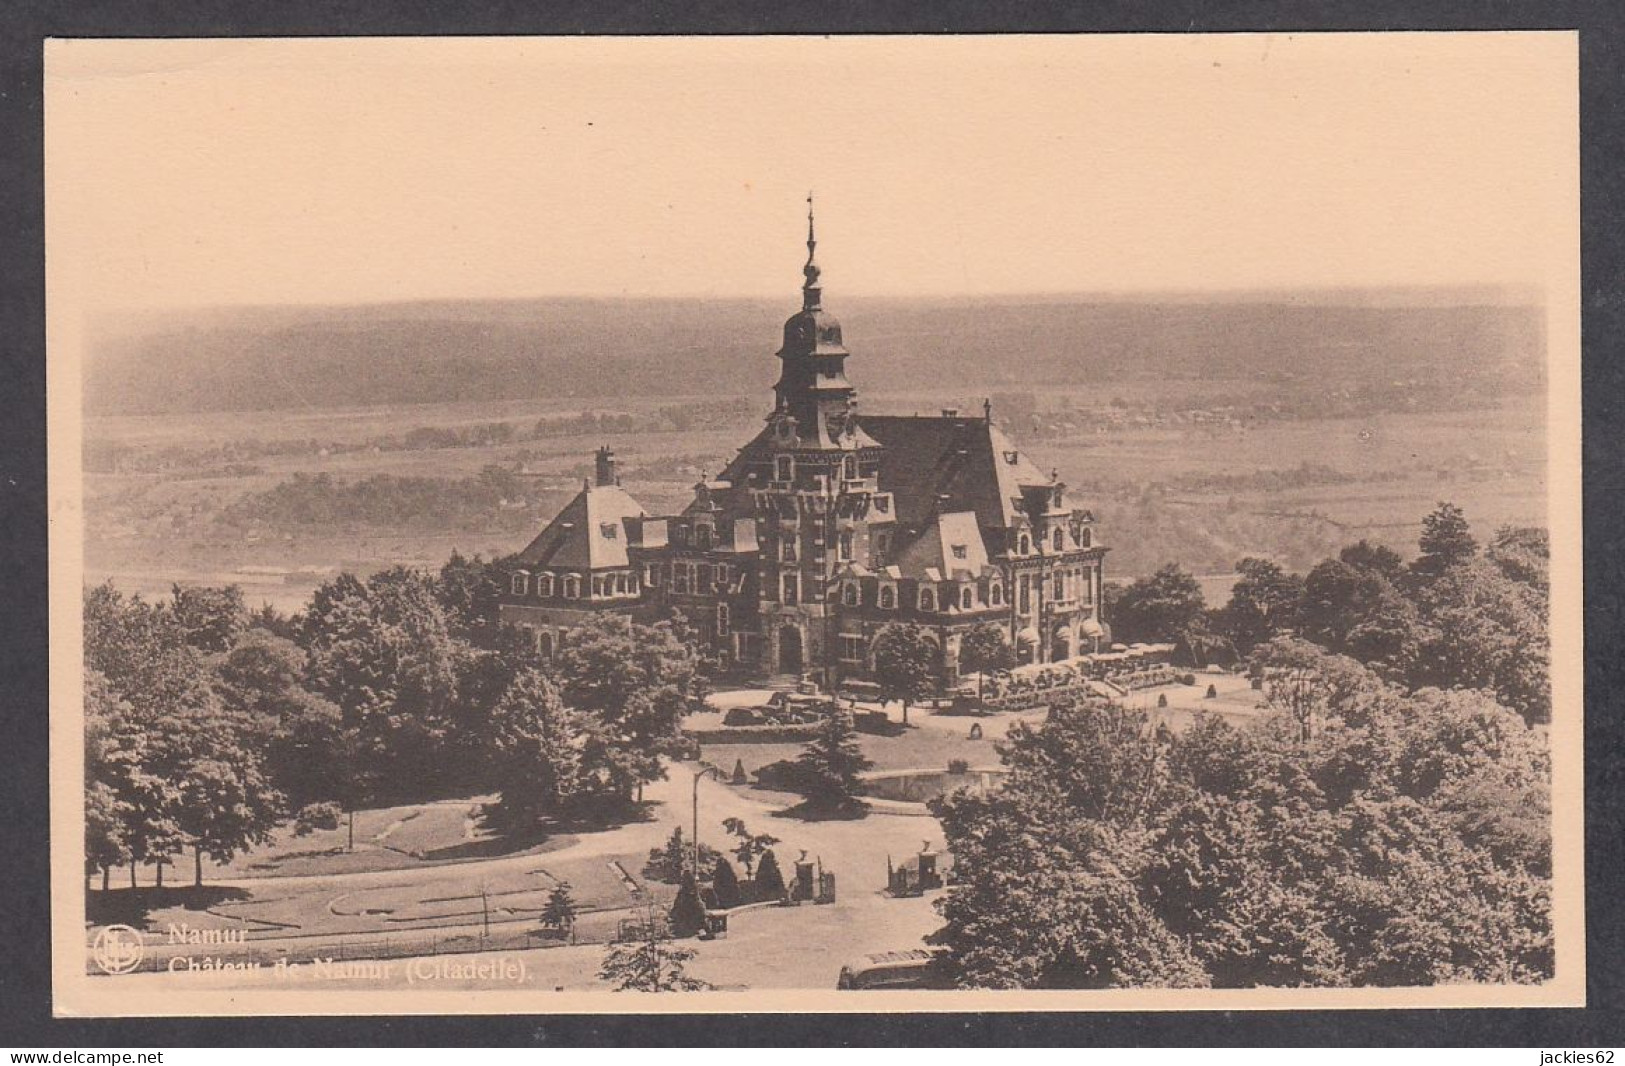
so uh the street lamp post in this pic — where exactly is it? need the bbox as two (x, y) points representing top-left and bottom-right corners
(691, 763), (723, 875)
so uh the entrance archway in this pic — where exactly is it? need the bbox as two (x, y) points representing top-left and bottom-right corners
(778, 625), (804, 675)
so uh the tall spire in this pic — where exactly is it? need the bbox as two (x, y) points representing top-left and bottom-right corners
(802, 191), (822, 311)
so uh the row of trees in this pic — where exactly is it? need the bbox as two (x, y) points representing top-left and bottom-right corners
(1105, 503), (1550, 723)
(84, 553), (711, 891)
(933, 656), (1552, 988)
(931, 503), (1553, 988)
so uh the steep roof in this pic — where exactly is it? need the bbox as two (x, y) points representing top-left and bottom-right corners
(893, 510), (990, 580)
(859, 415), (1051, 535)
(514, 482), (647, 570)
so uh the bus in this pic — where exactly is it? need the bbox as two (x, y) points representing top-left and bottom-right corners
(835, 948), (953, 990)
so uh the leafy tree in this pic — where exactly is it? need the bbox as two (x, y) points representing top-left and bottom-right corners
(487, 668), (586, 824)
(792, 704), (873, 814)
(436, 551), (506, 641)
(1411, 559), (1550, 725)
(720, 817), (779, 879)
(1339, 539), (1405, 580)
(301, 567), (461, 796)
(1110, 564), (1206, 644)
(870, 624), (939, 725)
(1297, 559), (1426, 679)
(1220, 558), (1304, 654)
(754, 847), (787, 899)
(669, 869), (707, 937)
(645, 826), (719, 884)
(168, 583), (248, 653)
(599, 905), (710, 992)
(1413, 502), (1478, 579)
(711, 856), (742, 909)
(1487, 526), (1549, 593)
(542, 881), (578, 942)
(214, 630), (348, 809)
(554, 613), (708, 803)
(957, 623), (1017, 700)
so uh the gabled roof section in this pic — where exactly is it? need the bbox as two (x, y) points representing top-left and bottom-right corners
(515, 482), (647, 570)
(858, 415), (1051, 534)
(893, 510), (990, 580)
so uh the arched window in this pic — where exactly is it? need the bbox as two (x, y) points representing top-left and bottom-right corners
(990, 584), (1004, 606)
(874, 531), (891, 561)
(960, 586), (973, 609)
(1053, 528), (1065, 551)
(783, 573), (800, 605)
(538, 573), (554, 598)
(919, 587), (936, 613)
(537, 630), (555, 658)
(717, 603), (730, 637)
(564, 574), (581, 599)
(1018, 534), (1031, 555)
(879, 584), (896, 610)
(1080, 528), (1092, 548)
(511, 572), (529, 596)
(842, 583), (859, 607)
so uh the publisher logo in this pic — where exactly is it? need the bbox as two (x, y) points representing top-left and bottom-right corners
(93, 924), (145, 975)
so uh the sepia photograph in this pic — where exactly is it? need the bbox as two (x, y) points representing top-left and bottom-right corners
(44, 32), (1582, 1015)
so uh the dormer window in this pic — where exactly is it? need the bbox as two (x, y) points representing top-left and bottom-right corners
(776, 455), (794, 482)
(961, 586), (974, 609)
(879, 584), (896, 610)
(600, 523), (619, 540)
(1018, 534), (1031, 555)
(538, 573), (555, 598)
(1053, 528), (1064, 551)
(564, 574), (582, 599)
(919, 587), (936, 612)
(842, 583), (859, 607)
(695, 525), (712, 550)
(843, 455), (857, 481)
(951, 544), (968, 560)
(511, 572), (529, 596)
(990, 584), (1004, 607)
(1080, 528), (1092, 548)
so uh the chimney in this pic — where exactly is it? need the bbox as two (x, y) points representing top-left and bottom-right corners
(594, 445), (618, 487)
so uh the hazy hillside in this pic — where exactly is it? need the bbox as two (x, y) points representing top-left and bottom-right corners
(85, 294), (1545, 416)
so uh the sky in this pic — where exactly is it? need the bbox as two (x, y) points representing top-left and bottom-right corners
(46, 34), (1576, 310)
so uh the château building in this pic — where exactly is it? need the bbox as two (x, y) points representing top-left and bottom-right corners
(499, 205), (1109, 687)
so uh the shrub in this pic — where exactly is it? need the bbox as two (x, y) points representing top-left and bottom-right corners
(668, 870), (707, 938)
(947, 758), (970, 774)
(711, 856), (742, 909)
(293, 801), (343, 836)
(754, 848), (787, 899)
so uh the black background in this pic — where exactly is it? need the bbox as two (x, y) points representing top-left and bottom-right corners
(2, 0), (1621, 1047)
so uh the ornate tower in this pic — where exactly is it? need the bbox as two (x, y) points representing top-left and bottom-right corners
(772, 195), (858, 448)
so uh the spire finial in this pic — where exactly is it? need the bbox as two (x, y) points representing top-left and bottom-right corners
(802, 192), (822, 311)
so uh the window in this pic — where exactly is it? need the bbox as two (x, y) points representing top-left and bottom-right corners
(782, 538), (798, 563)
(838, 531), (854, 561)
(951, 544), (968, 560)
(511, 572), (529, 596)
(839, 635), (865, 662)
(717, 603), (730, 637)
(919, 587), (936, 612)
(715, 564), (730, 588)
(990, 584), (1004, 607)
(600, 523), (619, 540)
(783, 573), (800, 605)
(1018, 534), (1031, 555)
(1053, 572), (1064, 599)
(842, 583), (860, 607)
(879, 584), (896, 610)
(874, 496), (889, 514)
(874, 531), (891, 560)
(695, 525), (712, 550)
(776, 455), (794, 482)
(843, 455), (858, 481)
(961, 587), (974, 609)
(592, 575), (606, 597)
(1080, 528), (1092, 548)
(1053, 528), (1065, 551)
(616, 572), (629, 595)
(538, 573), (554, 598)
(645, 563), (662, 587)
(564, 574), (582, 599)
(537, 630), (554, 658)
(1019, 574), (1031, 614)
(673, 565), (689, 594)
